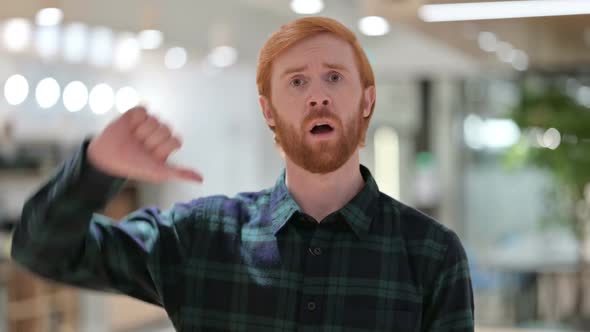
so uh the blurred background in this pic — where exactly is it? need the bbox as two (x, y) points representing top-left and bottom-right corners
(0, 0), (589, 331)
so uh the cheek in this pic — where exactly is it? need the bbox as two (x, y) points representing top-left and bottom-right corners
(336, 94), (360, 112)
(331, 86), (359, 105)
(272, 86), (301, 106)
(273, 95), (304, 117)
(283, 91), (307, 109)
(271, 102), (302, 126)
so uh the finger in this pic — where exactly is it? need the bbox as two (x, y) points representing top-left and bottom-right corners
(125, 106), (148, 129)
(145, 124), (172, 151)
(165, 164), (203, 183)
(153, 137), (181, 162)
(135, 116), (160, 141)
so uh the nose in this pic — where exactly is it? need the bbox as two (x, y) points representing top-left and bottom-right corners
(309, 99), (330, 107)
(307, 80), (332, 108)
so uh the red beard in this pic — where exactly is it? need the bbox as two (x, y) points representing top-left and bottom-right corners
(270, 99), (364, 174)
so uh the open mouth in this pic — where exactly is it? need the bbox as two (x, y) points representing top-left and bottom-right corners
(310, 123), (334, 135)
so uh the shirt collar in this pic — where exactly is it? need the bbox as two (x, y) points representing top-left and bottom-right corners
(269, 164), (380, 239)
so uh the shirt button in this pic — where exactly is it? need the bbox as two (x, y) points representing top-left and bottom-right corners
(307, 301), (317, 311)
(309, 247), (322, 256)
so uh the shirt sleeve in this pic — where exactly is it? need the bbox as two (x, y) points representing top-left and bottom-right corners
(10, 139), (190, 306)
(422, 231), (475, 332)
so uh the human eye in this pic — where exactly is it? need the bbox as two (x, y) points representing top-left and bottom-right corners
(328, 72), (342, 83)
(290, 77), (306, 87)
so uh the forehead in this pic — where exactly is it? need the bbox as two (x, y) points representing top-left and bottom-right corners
(271, 33), (358, 75)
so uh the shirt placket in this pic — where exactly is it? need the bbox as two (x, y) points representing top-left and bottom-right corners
(297, 224), (333, 330)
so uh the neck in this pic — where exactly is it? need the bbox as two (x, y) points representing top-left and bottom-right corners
(284, 152), (365, 222)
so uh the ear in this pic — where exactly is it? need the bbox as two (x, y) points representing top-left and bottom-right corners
(259, 95), (276, 127)
(362, 85), (376, 118)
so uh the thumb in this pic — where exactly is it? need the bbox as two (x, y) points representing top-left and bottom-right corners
(164, 164), (204, 183)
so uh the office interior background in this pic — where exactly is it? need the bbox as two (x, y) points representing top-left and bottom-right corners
(0, 0), (590, 331)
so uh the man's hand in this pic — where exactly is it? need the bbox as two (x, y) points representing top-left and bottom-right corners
(87, 106), (203, 183)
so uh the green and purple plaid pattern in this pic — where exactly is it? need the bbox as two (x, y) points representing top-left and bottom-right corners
(12, 140), (474, 331)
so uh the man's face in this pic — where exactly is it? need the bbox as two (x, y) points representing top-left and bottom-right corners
(260, 33), (374, 174)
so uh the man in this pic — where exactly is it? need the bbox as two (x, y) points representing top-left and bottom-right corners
(11, 16), (474, 331)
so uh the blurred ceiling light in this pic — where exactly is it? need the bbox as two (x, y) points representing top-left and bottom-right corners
(464, 114), (520, 149)
(4, 74), (29, 106)
(138, 29), (163, 50)
(577, 86), (590, 108)
(89, 26), (113, 67)
(89, 83), (114, 114)
(36, 77), (60, 108)
(207, 46), (237, 68)
(496, 41), (514, 62)
(419, 0), (590, 22)
(165, 47), (187, 69)
(63, 23), (88, 63)
(35, 25), (60, 58)
(63, 81), (88, 112)
(464, 114), (485, 150)
(114, 33), (141, 71)
(542, 128), (561, 150)
(3, 19), (32, 52)
(290, 0), (324, 14)
(35, 7), (63, 27)
(115, 86), (139, 113)
(477, 31), (497, 52)
(511, 50), (528, 71)
(483, 119), (521, 149)
(358, 16), (390, 36)
(528, 128), (544, 147)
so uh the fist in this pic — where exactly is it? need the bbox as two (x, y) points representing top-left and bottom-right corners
(87, 106), (203, 183)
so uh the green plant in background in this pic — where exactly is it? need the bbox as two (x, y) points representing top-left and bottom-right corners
(505, 77), (590, 327)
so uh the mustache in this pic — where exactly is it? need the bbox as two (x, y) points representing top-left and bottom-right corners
(303, 108), (340, 126)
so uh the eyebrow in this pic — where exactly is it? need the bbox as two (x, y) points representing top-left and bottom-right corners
(324, 63), (349, 72)
(281, 65), (308, 78)
(280, 63), (350, 78)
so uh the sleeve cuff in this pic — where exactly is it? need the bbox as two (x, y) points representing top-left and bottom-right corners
(66, 138), (128, 207)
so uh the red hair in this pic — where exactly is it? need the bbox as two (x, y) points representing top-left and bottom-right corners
(256, 16), (376, 114)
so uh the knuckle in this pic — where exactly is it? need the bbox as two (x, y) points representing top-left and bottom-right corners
(160, 126), (172, 138)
